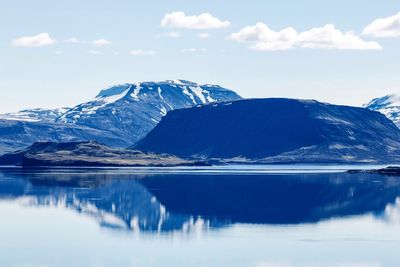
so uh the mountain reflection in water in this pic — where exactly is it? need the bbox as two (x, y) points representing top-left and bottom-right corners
(0, 167), (399, 233)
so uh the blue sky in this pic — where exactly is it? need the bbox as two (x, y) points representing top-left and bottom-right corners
(0, 0), (399, 112)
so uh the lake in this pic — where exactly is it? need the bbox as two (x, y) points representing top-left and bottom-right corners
(0, 166), (399, 267)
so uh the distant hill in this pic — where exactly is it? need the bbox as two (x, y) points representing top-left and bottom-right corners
(134, 98), (400, 164)
(0, 141), (207, 167)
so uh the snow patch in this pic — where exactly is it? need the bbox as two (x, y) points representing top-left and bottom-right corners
(160, 106), (167, 116)
(0, 116), (40, 122)
(190, 86), (207, 103)
(206, 94), (216, 102)
(130, 83), (142, 100)
(101, 86), (130, 104)
(158, 87), (173, 110)
(182, 87), (196, 104)
(96, 84), (130, 98)
(173, 80), (184, 85)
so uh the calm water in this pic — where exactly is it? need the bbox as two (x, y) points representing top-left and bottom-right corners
(0, 166), (399, 267)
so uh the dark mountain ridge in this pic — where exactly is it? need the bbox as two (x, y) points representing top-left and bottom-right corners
(134, 98), (400, 164)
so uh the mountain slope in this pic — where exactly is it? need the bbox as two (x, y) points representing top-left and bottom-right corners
(364, 94), (400, 127)
(57, 80), (242, 143)
(134, 98), (400, 164)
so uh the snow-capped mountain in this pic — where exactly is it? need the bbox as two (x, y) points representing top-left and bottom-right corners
(57, 80), (242, 144)
(0, 80), (241, 154)
(364, 94), (400, 127)
(0, 108), (69, 122)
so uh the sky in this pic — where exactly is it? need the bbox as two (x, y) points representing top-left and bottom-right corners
(0, 0), (399, 113)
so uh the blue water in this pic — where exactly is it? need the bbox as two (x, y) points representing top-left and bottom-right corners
(0, 166), (399, 267)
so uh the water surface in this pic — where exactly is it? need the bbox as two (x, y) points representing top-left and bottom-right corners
(0, 166), (399, 267)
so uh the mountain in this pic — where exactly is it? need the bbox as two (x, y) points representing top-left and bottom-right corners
(57, 80), (242, 143)
(0, 80), (241, 154)
(0, 141), (207, 167)
(0, 108), (69, 122)
(0, 119), (131, 154)
(134, 98), (400, 164)
(364, 94), (400, 127)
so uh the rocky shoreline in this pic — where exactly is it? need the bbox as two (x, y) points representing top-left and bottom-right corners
(348, 166), (400, 175)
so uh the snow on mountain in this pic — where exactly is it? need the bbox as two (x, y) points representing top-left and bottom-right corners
(0, 108), (69, 122)
(57, 80), (242, 144)
(364, 94), (400, 127)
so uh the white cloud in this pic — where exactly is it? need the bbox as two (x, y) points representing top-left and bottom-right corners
(161, 11), (230, 29)
(92, 39), (112, 46)
(63, 37), (80, 43)
(182, 48), (207, 53)
(230, 23), (382, 51)
(198, 32), (210, 39)
(129, 49), (156, 56)
(297, 24), (381, 50)
(12, 33), (56, 47)
(363, 11), (400, 37)
(89, 50), (101, 55)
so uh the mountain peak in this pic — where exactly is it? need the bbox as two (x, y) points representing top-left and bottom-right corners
(57, 79), (242, 145)
(364, 93), (400, 127)
(364, 93), (400, 110)
(96, 80), (227, 99)
(88, 80), (240, 108)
